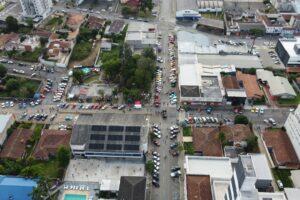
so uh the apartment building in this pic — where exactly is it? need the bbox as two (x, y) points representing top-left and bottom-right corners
(284, 105), (300, 161)
(19, 0), (52, 18)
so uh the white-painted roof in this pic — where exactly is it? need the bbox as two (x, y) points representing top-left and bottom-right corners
(0, 114), (12, 133)
(256, 69), (296, 97)
(258, 192), (287, 200)
(185, 156), (233, 179)
(179, 64), (199, 86)
(250, 154), (273, 181)
(278, 37), (300, 62)
(284, 188), (300, 200)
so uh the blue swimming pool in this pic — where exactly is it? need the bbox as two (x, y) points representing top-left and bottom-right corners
(64, 194), (87, 200)
(81, 68), (91, 74)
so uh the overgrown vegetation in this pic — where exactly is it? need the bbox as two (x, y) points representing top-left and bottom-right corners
(234, 115), (249, 125)
(183, 127), (192, 137)
(277, 94), (300, 106)
(146, 160), (155, 173)
(0, 75), (40, 98)
(272, 168), (293, 188)
(184, 142), (194, 155)
(245, 135), (258, 152)
(101, 45), (156, 102)
(11, 47), (43, 62)
(71, 27), (98, 61)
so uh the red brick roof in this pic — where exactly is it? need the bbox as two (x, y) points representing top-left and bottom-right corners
(192, 127), (223, 157)
(126, 0), (140, 7)
(237, 71), (264, 99)
(222, 76), (240, 89)
(187, 175), (212, 200)
(263, 129), (299, 166)
(0, 129), (33, 159)
(33, 129), (71, 160)
(87, 16), (105, 30)
(0, 33), (19, 48)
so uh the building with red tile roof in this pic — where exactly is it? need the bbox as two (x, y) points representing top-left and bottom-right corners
(0, 129), (33, 160)
(236, 71), (264, 100)
(186, 175), (212, 200)
(33, 129), (71, 160)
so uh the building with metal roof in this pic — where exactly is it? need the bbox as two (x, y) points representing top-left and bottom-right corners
(70, 113), (149, 159)
(176, 10), (201, 21)
(118, 176), (146, 200)
(257, 69), (296, 99)
(0, 175), (37, 200)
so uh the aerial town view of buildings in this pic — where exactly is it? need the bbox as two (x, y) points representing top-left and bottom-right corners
(0, 0), (300, 199)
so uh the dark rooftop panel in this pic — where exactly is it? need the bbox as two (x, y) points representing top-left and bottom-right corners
(107, 144), (122, 150)
(124, 145), (140, 151)
(90, 134), (106, 140)
(125, 135), (140, 141)
(108, 135), (123, 141)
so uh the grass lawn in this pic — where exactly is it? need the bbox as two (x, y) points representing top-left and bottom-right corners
(183, 127), (192, 136)
(84, 75), (101, 84)
(272, 168), (293, 188)
(71, 41), (92, 61)
(18, 122), (33, 129)
(0, 76), (40, 98)
(201, 12), (224, 20)
(277, 94), (300, 106)
(13, 48), (43, 62)
(32, 159), (62, 179)
(184, 142), (194, 155)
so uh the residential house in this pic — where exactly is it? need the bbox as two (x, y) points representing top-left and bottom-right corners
(120, 0), (140, 7)
(0, 33), (19, 51)
(19, 35), (40, 52)
(87, 16), (106, 30)
(0, 129), (33, 160)
(33, 129), (71, 160)
(104, 20), (126, 35)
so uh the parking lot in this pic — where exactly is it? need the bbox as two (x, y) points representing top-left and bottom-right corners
(257, 47), (285, 69)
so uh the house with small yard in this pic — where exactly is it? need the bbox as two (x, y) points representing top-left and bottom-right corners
(87, 16), (106, 30)
(42, 39), (74, 68)
(19, 35), (41, 52)
(0, 114), (15, 147)
(105, 20), (126, 35)
(262, 128), (299, 168)
(220, 124), (253, 148)
(0, 129), (33, 160)
(222, 75), (247, 106)
(192, 127), (223, 157)
(33, 129), (71, 160)
(121, 0), (141, 7)
(0, 33), (19, 51)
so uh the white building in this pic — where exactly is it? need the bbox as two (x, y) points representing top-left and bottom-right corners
(125, 22), (157, 50)
(0, 114), (15, 146)
(256, 69), (296, 99)
(276, 37), (300, 67)
(284, 105), (300, 161)
(184, 154), (278, 200)
(19, 0), (53, 19)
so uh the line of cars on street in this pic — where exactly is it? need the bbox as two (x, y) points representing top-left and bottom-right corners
(168, 34), (177, 88)
(154, 67), (163, 107)
(264, 118), (277, 126)
(151, 151), (160, 188)
(251, 107), (265, 114)
(169, 91), (177, 105)
(53, 77), (69, 102)
(151, 123), (161, 188)
(183, 116), (220, 125)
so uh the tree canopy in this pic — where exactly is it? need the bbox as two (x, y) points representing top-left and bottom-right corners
(0, 64), (7, 78)
(57, 146), (71, 168)
(234, 115), (249, 125)
(5, 78), (20, 91)
(6, 16), (19, 33)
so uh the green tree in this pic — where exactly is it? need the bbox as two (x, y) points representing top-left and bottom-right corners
(6, 78), (20, 91)
(245, 135), (258, 152)
(142, 47), (156, 60)
(26, 18), (34, 28)
(30, 177), (51, 200)
(218, 132), (226, 146)
(234, 115), (249, 125)
(145, 160), (155, 173)
(121, 6), (133, 15)
(5, 16), (19, 33)
(73, 69), (85, 84)
(57, 146), (71, 168)
(249, 28), (264, 37)
(0, 64), (7, 78)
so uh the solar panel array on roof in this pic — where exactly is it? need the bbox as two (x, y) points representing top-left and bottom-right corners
(108, 135), (123, 141)
(107, 144), (122, 150)
(90, 134), (105, 140)
(125, 135), (140, 141)
(125, 126), (141, 132)
(124, 144), (139, 151)
(91, 125), (107, 131)
(89, 143), (104, 150)
(108, 126), (124, 132)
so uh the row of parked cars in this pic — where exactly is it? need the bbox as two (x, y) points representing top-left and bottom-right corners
(151, 124), (161, 188)
(53, 77), (69, 102)
(268, 51), (281, 65)
(184, 116), (219, 124)
(154, 68), (162, 107)
(169, 91), (177, 105)
(168, 34), (177, 88)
